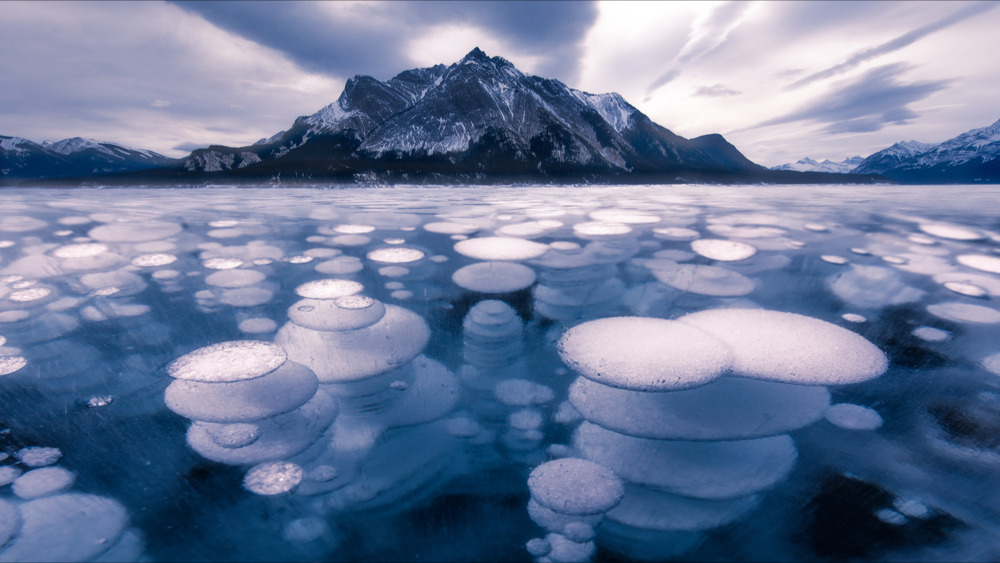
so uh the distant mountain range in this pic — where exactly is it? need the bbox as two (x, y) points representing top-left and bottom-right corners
(0, 136), (176, 182)
(772, 119), (1000, 184)
(4, 48), (995, 186)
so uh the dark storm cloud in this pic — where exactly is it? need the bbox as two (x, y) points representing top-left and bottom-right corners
(758, 63), (949, 134)
(787, 1), (997, 89)
(168, 1), (598, 84)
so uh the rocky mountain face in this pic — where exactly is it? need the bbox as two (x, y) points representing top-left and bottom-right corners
(770, 156), (865, 174)
(172, 48), (876, 185)
(1, 136), (175, 184)
(851, 120), (1000, 183)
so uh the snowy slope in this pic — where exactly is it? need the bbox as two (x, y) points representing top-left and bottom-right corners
(771, 156), (864, 174)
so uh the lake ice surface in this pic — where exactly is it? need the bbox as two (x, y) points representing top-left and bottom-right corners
(1, 184), (1000, 562)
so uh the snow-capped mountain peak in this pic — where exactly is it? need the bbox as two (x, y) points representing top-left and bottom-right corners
(770, 155), (864, 174)
(0, 136), (33, 153)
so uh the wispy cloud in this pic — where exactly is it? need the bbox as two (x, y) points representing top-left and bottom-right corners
(758, 63), (949, 134)
(648, 1), (756, 91)
(694, 84), (740, 97)
(787, 1), (996, 89)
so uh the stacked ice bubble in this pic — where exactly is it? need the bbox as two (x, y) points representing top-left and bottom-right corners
(0, 445), (145, 562)
(165, 340), (336, 490)
(552, 309), (888, 560)
(273, 279), (460, 513)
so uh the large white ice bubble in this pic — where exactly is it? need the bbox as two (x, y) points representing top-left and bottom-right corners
(677, 309), (888, 385)
(288, 295), (386, 332)
(452, 262), (537, 293)
(827, 264), (925, 309)
(558, 317), (732, 391)
(918, 222), (985, 241)
(294, 279), (363, 300)
(366, 247), (425, 264)
(454, 237), (549, 261)
(528, 458), (625, 516)
(167, 340), (287, 383)
(0, 493), (127, 562)
(243, 461), (304, 495)
(567, 376), (830, 441)
(88, 221), (182, 242)
(926, 302), (1000, 324)
(690, 239), (757, 262)
(12, 466), (76, 500)
(956, 254), (1000, 274)
(605, 484), (760, 532)
(648, 263), (755, 297)
(165, 361), (317, 422)
(573, 422), (797, 499)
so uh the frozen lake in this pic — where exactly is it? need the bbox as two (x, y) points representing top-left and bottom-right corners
(1, 184), (1000, 562)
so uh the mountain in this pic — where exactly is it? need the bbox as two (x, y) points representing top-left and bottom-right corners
(132, 48), (883, 186)
(1, 135), (175, 184)
(850, 119), (1000, 183)
(770, 156), (865, 174)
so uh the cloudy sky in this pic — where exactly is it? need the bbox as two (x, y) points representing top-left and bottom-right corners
(2, 0), (998, 166)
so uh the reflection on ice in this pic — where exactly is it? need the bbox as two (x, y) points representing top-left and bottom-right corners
(1, 184), (1000, 561)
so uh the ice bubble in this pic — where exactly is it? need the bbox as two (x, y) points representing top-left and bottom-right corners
(926, 302), (1000, 324)
(804, 223), (828, 232)
(288, 295), (386, 332)
(330, 235), (372, 246)
(821, 255), (849, 265)
(919, 222), (985, 241)
(678, 308), (888, 385)
(606, 484), (761, 532)
(824, 403), (883, 430)
(334, 224), (375, 234)
(287, 255), (313, 264)
(390, 290), (413, 300)
(204, 269), (266, 288)
(981, 353), (1000, 376)
(282, 517), (328, 543)
(80, 270), (147, 296)
(875, 508), (908, 525)
(15, 447), (62, 467)
(881, 255), (907, 265)
(495, 379), (555, 407)
(0, 311), (29, 323)
(572, 222), (633, 239)
(304, 248), (340, 258)
(452, 261), (537, 293)
(933, 272), (1000, 297)
(526, 538), (552, 558)
(383, 238), (406, 244)
(423, 221), (480, 235)
(446, 416), (483, 438)
(167, 340), (287, 382)
(295, 279), (363, 300)
(365, 247), (425, 264)
(0, 216), (46, 232)
(550, 241), (582, 252)
(207, 228), (244, 239)
(243, 461), (304, 495)
(827, 264), (925, 309)
(130, 253), (177, 267)
(894, 498), (931, 519)
(957, 254), (1000, 274)
(0, 493), (128, 562)
(384, 281), (405, 290)
(574, 422), (797, 499)
(378, 266), (409, 277)
(203, 422), (262, 449)
(221, 287), (274, 307)
(0, 241), (14, 248)
(528, 458), (625, 515)
(590, 210), (660, 224)
(454, 237), (549, 261)
(649, 263), (755, 297)
(8, 287), (52, 302)
(545, 532), (595, 562)
(850, 247), (870, 255)
(0, 498), (18, 548)
(88, 220), (182, 242)
(690, 239), (757, 262)
(0, 466), (22, 486)
(166, 361), (317, 422)
(943, 281), (988, 297)
(238, 317), (277, 334)
(50, 243), (108, 259)
(429, 255), (448, 263)
(496, 220), (563, 238)
(12, 466), (76, 499)
(203, 257), (244, 270)
(652, 227), (700, 241)
(510, 408), (544, 431)
(0, 355), (27, 376)
(558, 317), (732, 391)
(842, 313), (866, 323)
(315, 256), (364, 275)
(912, 326), (950, 342)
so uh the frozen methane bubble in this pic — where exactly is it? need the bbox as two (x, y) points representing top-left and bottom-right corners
(0, 355), (27, 376)
(821, 255), (849, 265)
(649, 263), (755, 297)
(294, 279), (363, 299)
(825, 403), (883, 430)
(933, 272), (1000, 297)
(452, 262), (537, 293)
(981, 353), (1000, 376)
(912, 326), (950, 342)
(203, 422), (261, 448)
(0, 493), (128, 561)
(568, 376), (830, 441)
(167, 340), (287, 383)
(558, 317), (732, 391)
(842, 313), (866, 323)
(0, 466), (21, 486)
(15, 447), (62, 467)
(242, 461), (304, 495)
(572, 222), (633, 239)
(956, 254), (1000, 274)
(8, 287), (52, 302)
(88, 220), (182, 242)
(919, 222), (985, 241)
(423, 221), (480, 235)
(288, 295), (386, 332)
(238, 317), (278, 334)
(131, 253), (177, 267)
(204, 269), (266, 288)
(203, 257), (244, 269)
(943, 281), (988, 297)
(366, 247), (425, 263)
(690, 239), (757, 262)
(50, 243), (108, 259)
(677, 308), (888, 385)
(454, 237), (549, 261)
(495, 379), (555, 407)
(166, 361), (317, 422)
(926, 302), (1000, 324)
(12, 466), (76, 499)
(653, 227), (700, 241)
(528, 458), (625, 515)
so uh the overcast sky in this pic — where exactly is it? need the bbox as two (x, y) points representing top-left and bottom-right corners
(2, 0), (998, 166)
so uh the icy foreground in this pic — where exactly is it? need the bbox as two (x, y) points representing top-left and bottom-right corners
(1, 184), (1000, 562)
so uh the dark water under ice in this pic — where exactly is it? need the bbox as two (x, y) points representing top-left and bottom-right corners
(1, 184), (999, 562)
